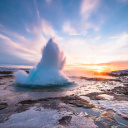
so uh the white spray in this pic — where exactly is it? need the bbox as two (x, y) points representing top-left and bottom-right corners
(14, 38), (69, 86)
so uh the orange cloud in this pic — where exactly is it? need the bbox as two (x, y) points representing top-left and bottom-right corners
(67, 60), (128, 72)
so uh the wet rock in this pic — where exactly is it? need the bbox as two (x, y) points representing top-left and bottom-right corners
(19, 100), (39, 104)
(17, 98), (61, 113)
(43, 100), (60, 110)
(18, 95), (95, 110)
(59, 116), (72, 126)
(0, 71), (13, 74)
(114, 94), (128, 101)
(0, 75), (14, 79)
(100, 111), (118, 122)
(61, 95), (94, 108)
(0, 103), (8, 110)
(124, 83), (128, 86)
(123, 117), (128, 120)
(107, 86), (128, 95)
(17, 99), (44, 112)
(15, 104), (31, 113)
(18, 98), (54, 104)
(85, 92), (105, 100)
(18, 97), (60, 105)
(25, 70), (29, 74)
(0, 82), (4, 85)
(78, 76), (121, 82)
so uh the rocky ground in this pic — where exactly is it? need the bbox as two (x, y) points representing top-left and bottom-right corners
(0, 70), (128, 127)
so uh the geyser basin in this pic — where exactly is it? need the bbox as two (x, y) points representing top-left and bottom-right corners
(14, 38), (70, 86)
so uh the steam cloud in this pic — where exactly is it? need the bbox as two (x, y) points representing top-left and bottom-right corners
(14, 38), (69, 86)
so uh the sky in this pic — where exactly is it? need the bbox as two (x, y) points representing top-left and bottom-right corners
(0, 0), (128, 72)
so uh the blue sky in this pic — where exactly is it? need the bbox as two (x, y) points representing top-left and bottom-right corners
(0, 0), (128, 70)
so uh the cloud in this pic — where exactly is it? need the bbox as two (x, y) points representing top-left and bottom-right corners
(99, 60), (128, 66)
(97, 60), (128, 71)
(0, 34), (38, 66)
(34, 0), (40, 20)
(95, 36), (101, 40)
(25, 25), (31, 33)
(63, 22), (88, 36)
(46, 0), (52, 4)
(60, 32), (128, 66)
(1, 24), (127, 67)
(0, 24), (4, 27)
(0, 24), (46, 65)
(79, 0), (101, 32)
(0, 51), (33, 66)
(83, 22), (100, 31)
(0, 33), (35, 56)
(63, 22), (78, 35)
(68, 60), (128, 71)
(81, 0), (99, 19)
(92, 32), (128, 63)
(109, 32), (128, 48)
(41, 19), (56, 37)
(0, 18), (63, 66)
(59, 38), (91, 65)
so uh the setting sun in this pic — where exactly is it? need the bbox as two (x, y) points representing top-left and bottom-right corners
(95, 66), (104, 73)
(88, 65), (105, 73)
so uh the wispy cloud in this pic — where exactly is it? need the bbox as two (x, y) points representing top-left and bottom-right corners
(63, 21), (88, 36)
(95, 36), (101, 40)
(0, 24), (4, 27)
(41, 19), (56, 37)
(79, 0), (101, 32)
(83, 22), (99, 31)
(46, 0), (52, 4)
(68, 60), (128, 71)
(109, 32), (128, 49)
(63, 22), (78, 35)
(34, 0), (40, 21)
(0, 33), (35, 56)
(60, 32), (128, 66)
(81, 0), (100, 19)
(0, 17), (63, 65)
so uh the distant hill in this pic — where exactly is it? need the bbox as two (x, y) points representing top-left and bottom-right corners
(109, 70), (128, 76)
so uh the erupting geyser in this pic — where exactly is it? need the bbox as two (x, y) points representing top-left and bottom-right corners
(14, 38), (69, 86)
